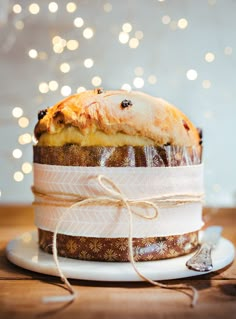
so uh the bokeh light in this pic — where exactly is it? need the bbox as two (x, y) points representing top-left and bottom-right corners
(18, 133), (32, 145)
(15, 20), (24, 30)
(104, 3), (112, 12)
(162, 15), (171, 24)
(12, 107), (23, 118)
(39, 82), (49, 93)
(186, 69), (198, 80)
(122, 23), (132, 33)
(83, 28), (94, 39)
(202, 80), (212, 89)
(77, 86), (86, 93)
(134, 67), (144, 76)
(12, 4), (22, 14)
(133, 77), (144, 88)
(61, 85), (72, 96)
(52, 36), (66, 54)
(169, 20), (178, 31)
(18, 117), (29, 128)
(224, 46), (233, 55)
(48, 80), (59, 91)
(148, 75), (157, 84)
(178, 18), (188, 29)
(84, 58), (94, 68)
(91, 76), (102, 86)
(66, 40), (79, 50)
(121, 83), (132, 91)
(14, 171), (24, 182)
(28, 49), (38, 59)
(205, 52), (215, 62)
(119, 32), (129, 44)
(22, 162), (32, 174)
(29, 3), (40, 15)
(53, 44), (64, 54)
(74, 17), (84, 28)
(12, 149), (22, 159)
(48, 2), (58, 13)
(135, 31), (144, 40)
(38, 51), (48, 60)
(129, 38), (139, 49)
(66, 2), (77, 13)
(60, 62), (71, 73)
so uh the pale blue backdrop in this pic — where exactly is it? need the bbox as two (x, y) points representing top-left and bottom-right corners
(0, 0), (235, 206)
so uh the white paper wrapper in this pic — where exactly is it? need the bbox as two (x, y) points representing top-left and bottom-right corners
(34, 164), (204, 238)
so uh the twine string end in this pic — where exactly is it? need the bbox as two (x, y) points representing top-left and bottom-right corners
(42, 293), (77, 304)
(33, 174), (202, 307)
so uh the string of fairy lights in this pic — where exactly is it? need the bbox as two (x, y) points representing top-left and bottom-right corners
(0, 0), (234, 203)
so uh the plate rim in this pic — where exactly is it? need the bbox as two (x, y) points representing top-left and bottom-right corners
(6, 230), (235, 282)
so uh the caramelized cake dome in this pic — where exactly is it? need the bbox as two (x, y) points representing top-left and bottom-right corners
(34, 89), (200, 147)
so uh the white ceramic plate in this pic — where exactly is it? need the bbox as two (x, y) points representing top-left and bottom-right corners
(6, 231), (235, 282)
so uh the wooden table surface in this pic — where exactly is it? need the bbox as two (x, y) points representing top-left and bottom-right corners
(0, 205), (235, 319)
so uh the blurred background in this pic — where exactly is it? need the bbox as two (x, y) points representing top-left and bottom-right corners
(0, 0), (235, 206)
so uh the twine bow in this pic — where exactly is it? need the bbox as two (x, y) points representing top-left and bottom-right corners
(32, 174), (202, 306)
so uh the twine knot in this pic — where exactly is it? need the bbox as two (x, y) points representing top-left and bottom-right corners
(32, 174), (202, 307)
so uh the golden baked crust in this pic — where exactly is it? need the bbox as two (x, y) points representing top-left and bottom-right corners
(34, 89), (200, 147)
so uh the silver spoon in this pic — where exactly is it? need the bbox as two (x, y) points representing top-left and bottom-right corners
(186, 226), (222, 272)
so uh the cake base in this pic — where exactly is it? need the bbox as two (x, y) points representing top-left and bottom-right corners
(6, 230), (235, 281)
(38, 228), (199, 262)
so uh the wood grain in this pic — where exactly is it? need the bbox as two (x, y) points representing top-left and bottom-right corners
(0, 205), (235, 319)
